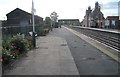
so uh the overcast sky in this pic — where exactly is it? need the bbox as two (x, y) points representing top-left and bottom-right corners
(0, 0), (119, 21)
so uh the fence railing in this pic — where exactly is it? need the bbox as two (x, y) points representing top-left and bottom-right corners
(2, 25), (42, 40)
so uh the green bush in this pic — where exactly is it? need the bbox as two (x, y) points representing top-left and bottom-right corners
(2, 34), (30, 65)
(10, 34), (28, 54)
(25, 36), (33, 49)
(44, 28), (49, 34)
(37, 27), (46, 36)
(2, 48), (17, 66)
(35, 23), (50, 36)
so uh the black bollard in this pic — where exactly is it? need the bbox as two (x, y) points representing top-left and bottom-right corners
(32, 32), (36, 48)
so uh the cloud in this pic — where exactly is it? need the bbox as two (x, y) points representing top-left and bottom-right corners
(101, 1), (119, 18)
(103, 2), (118, 9)
(0, 0), (120, 21)
(102, 8), (118, 18)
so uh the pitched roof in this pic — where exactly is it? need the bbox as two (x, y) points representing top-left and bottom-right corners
(106, 16), (119, 19)
(6, 8), (31, 16)
(89, 9), (104, 20)
(6, 8), (43, 19)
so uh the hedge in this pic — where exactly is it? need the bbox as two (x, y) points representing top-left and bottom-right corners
(2, 34), (31, 66)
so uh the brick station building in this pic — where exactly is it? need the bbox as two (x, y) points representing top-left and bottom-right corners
(104, 16), (120, 29)
(82, 2), (105, 28)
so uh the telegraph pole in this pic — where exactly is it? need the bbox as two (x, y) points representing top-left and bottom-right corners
(32, 0), (36, 48)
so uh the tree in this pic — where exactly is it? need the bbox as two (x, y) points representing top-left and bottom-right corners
(50, 11), (59, 28)
(50, 11), (58, 22)
(45, 17), (51, 25)
(44, 17), (51, 29)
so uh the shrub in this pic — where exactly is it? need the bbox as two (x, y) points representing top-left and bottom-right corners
(25, 36), (33, 49)
(10, 34), (28, 54)
(2, 34), (30, 65)
(37, 27), (46, 36)
(2, 48), (15, 65)
(44, 28), (49, 34)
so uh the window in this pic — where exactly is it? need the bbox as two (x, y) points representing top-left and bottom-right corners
(111, 20), (115, 26)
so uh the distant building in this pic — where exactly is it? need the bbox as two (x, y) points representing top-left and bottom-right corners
(82, 6), (92, 27)
(105, 16), (119, 29)
(6, 8), (43, 27)
(82, 2), (105, 28)
(58, 19), (80, 26)
(0, 20), (2, 27)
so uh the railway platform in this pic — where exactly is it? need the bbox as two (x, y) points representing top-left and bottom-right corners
(73, 26), (120, 34)
(3, 33), (79, 75)
(3, 26), (119, 76)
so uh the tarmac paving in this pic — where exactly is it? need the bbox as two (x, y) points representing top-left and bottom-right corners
(64, 26), (119, 63)
(3, 32), (79, 75)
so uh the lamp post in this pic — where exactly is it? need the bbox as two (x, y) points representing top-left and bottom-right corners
(32, 0), (36, 48)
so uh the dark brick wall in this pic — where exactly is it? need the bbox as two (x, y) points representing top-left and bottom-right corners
(106, 16), (119, 29)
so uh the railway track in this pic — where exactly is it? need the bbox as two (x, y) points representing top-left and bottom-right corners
(68, 26), (120, 52)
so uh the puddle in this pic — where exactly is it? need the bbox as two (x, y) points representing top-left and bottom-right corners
(39, 42), (47, 43)
(61, 44), (67, 46)
(39, 47), (48, 49)
(82, 57), (96, 61)
(74, 40), (77, 42)
(74, 46), (77, 48)
(83, 44), (86, 46)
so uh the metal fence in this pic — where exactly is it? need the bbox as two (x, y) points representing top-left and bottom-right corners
(2, 25), (42, 40)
